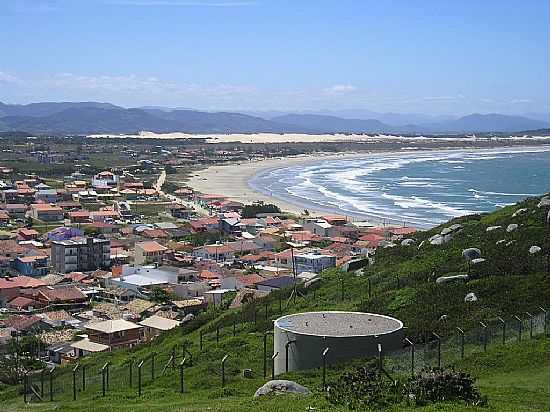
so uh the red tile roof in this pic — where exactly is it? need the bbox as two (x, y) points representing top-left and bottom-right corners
(38, 286), (86, 302)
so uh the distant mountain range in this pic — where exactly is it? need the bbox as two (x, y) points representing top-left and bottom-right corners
(0, 101), (549, 135)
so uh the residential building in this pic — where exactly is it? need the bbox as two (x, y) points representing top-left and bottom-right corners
(294, 251), (336, 274)
(50, 237), (111, 273)
(85, 319), (142, 349)
(30, 203), (64, 221)
(139, 315), (180, 341)
(14, 255), (49, 277)
(134, 241), (168, 265)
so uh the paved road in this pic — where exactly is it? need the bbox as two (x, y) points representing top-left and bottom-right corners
(156, 169), (210, 217)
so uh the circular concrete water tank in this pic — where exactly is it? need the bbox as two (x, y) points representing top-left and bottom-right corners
(273, 311), (404, 375)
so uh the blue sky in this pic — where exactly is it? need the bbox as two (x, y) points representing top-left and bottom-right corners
(1, 0), (549, 114)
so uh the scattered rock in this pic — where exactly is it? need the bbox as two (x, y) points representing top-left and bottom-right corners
(506, 224), (519, 233)
(529, 246), (542, 255)
(182, 313), (195, 323)
(471, 258), (486, 265)
(464, 292), (478, 303)
(436, 274), (469, 284)
(439, 314), (449, 322)
(429, 234), (444, 245)
(462, 248), (482, 261)
(547, 211), (550, 224)
(506, 240), (516, 247)
(417, 240), (426, 249)
(512, 208), (528, 218)
(538, 197), (550, 208)
(401, 238), (416, 246)
(254, 380), (311, 397)
(440, 227), (453, 236)
(486, 226), (501, 232)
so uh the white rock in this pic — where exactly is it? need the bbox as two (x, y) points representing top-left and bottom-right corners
(496, 239), (506, 245)
(401, 238), (416, 246)
(529, 246), (542, 255)
(538, 197), (550, 208)
(506, 224), (518, 233)
(464, 292), (478, 302)
(436, 274), (469, 284)
(486, 226), (501, 232)
(254, 380), (310, 397)
(512, 208), (528, 218)
(471, 258), (486, 265)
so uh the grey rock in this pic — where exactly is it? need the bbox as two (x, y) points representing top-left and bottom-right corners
(254, 380), (311, 397)
(429, 234), (444, 245)
(401, 238), (416, 246)
(440, 227), (453, 236)
(449, 224), (463, 232)
(462, 248), (482, 261)
(506, 240), (516, 247)
(496, 239), (506, 245)
(464, 292), (478, 302)
(506, 224), (519, 233)
(182, 313), (195, 323)
(486, 226), (501, 232)
(529, 246), (542, 255)
(538, 197), (550, 208)
(471, 258), (486, 265)
(512, 208), (528, 218)
(436, 274), (469, 284)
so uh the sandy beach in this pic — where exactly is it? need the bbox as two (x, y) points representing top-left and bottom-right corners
(186, 152), (366, 217)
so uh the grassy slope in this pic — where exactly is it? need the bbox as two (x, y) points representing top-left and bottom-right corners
(2, 194), (550, 411)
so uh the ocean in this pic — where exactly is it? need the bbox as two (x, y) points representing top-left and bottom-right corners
(249, 146), (550, 228)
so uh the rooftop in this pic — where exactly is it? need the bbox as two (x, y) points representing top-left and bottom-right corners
(275, 311), (403, 337)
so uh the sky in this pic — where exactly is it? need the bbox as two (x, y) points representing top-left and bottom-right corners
(1, 0), (549, 115)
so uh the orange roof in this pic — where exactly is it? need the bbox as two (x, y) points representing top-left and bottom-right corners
(0, 276), (46, 289)
(136, 241), (168, 253)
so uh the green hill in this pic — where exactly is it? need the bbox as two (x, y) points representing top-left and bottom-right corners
(2, 193), (550, 411)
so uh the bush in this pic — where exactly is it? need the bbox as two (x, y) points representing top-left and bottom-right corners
(405, 367), (486, 406)
(326, 365), (402, 409)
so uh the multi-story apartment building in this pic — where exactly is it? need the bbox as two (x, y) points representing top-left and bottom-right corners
(51, 237), (111, 273)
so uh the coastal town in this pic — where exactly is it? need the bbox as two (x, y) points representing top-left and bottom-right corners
(0, 145), (417, 365)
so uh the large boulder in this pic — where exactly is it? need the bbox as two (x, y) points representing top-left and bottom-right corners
(506, 224), (518, 233)
(529, 246), (542, 255)
(429, 234), (444, 245)
(254, 380), (310, 397)
(538, 197), (550, 208)
(401, 238), (416, 246)
(462, 248), (482, 261)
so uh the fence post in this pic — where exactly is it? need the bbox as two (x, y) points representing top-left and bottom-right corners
(340, 276), (345, 301)
(151, 352), (156, 380)
(49, 368), (54, 402)
(322, 347), (330, 390)
(405, 338), (415, 378)
(265, 303), (269, 320)
(498, 317), (506, 344)
(433, 333), (441, 368)
(368, 277), (372, 299)
(179, 357), (186, 394)
(23, 372), (28, 403)
(457, 327), (465, 359)
(101, 365), (106, 397)
(480, 322), (488, 352)
(253, 307), (257, 326)
(221, 354), (229, 388)
(540, 307), (548, 335)
(82, 364), (86, 392)
(137, 361), (144, 397)
(129, 361), (133, 388)
(40, 369), (44, 398)
(199, 330), (204, 352)
(263, 332), (272, 378)
(233, 317), (236, 336)
(271, 352), (278, 380)
(172, 345), (177, 368)
(216, 326), (220, 343)
(515, 315), (522, 341)
(526, 312), (534, 338)
(279, 295), (282, 313)
(377, 343), (383, 372)
(396, 274), (400, 288)
(285, 340), (296, 373)
(72, 364), (79, 401)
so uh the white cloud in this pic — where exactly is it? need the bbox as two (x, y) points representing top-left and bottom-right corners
(0, 71), (20, 84)
(323, 84), (357, 95)
(509, 98), (533, 104)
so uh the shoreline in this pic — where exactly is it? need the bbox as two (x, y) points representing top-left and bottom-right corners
(186, 152), (366, 217)
(185, 145), (550, 228)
